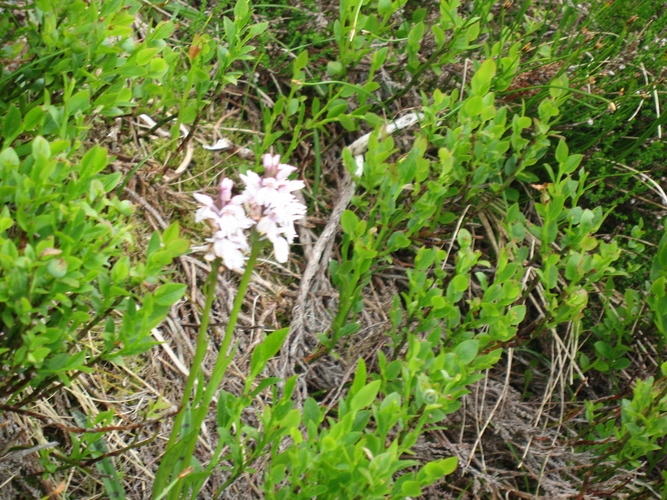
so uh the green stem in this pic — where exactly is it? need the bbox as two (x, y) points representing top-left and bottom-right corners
(156, 240), (263, 499)
(198, 240), (262, 413)
(167, 257), (221, 451)
(153, 258), (221, 497)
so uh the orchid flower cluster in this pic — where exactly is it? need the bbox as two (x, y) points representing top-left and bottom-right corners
(193, 154), (307, 271)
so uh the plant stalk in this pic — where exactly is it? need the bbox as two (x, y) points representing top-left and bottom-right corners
(155, 240), (262, 499)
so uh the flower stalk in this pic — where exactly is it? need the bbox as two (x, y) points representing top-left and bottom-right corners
(153, 155), (305, 499)
(164, 256), (221, 452)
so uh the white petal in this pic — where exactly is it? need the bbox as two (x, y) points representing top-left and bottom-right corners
(195, 206), (218, 223)
(193, 193), (215, 205)
(239, 171), (262, 191)
(203, 138), (232, 151)
(282, 179), (305, 192)
(262, 153), (280, 170)
(275, 163), (297, 180)
(223, 248), (246, 271)
(219, 178), (234, 203)
(272, 237), (289, 263)
(212, 237), (247, 271)
(256, 217), (279, 240)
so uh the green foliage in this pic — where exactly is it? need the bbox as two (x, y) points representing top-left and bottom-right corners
(70, 410), (126, 500)
(263, 358), (459, 499)
(0, 136), (186, 402)
(648, 221), (667, 342)
(0, 0), (167, 136)
(499, 0), (667, 289)
(582, 224), (667, 493)
(326, 59), (620, 357)
(156, 347), (300, 499)
(582, 375), (667, 491)
(0, 0), (190, 487)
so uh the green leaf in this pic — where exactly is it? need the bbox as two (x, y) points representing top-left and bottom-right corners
(340, 210), (359, 235)
(293, 50), (309, 72)
(3, 105), (22, 147)
(407, 21), (425, 47)
(80, 146), (108, 178)
(376, 0), (393, 16)
(326, 60), (343, 76)
(162, 222), (181, 244)
(614, 357), (631, 371)
(454, 339), (478, 364)
(66, 90), (90, 115)
(350, 380), (381, 412)
(136, 47), (161, 66)
(223, 16), (236, 45)
(555, 139), (568, 164)
(561, 154), (582, 175)
(164, 238), (189, 257)
(542, 220), (557, 245)
(152, 21), (175, 40)
(153, 283), (186, 306)
(463, 95), (483, 116)
(0, 215), (14, 233)
(349, 357), (367, 398)
(111, 257), (130, 282)
(248, 327), (289, 381)
(450, 274), (469, 293)
(102, 172), (122, 192)
(247, 22), (268, 38)
(471, 59), (496, 95)
(146, 231), (162, 258)
(565, 253), (582, 281)
(541, 254), (559, 289)
(48, 257), (68, 278)
(594, 341), (613, 359)
(0, 147), (19, 168)
(338, 114), (356, 131)
(507, 305), (526, 325)
(651, 276), (667, 300)
(651, 221), (667, 281)
(234, 0), (249, 18)
(32, 136), (51, 161)
(23, 106), (45, 131)
(148, 58), (168, 77)
(538, 99), (559, 123)
(302, 397), (321, 427)
(179, 104), (198, 124)
(418, 456), (458, 483)
(353, 240), (377, 260)
(387, 231), (411, 250)
(401, 480), (422, 497)
(332, 321), (360, 343)
(457, 228), (472, 248)
(249, 377), (282, 397)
